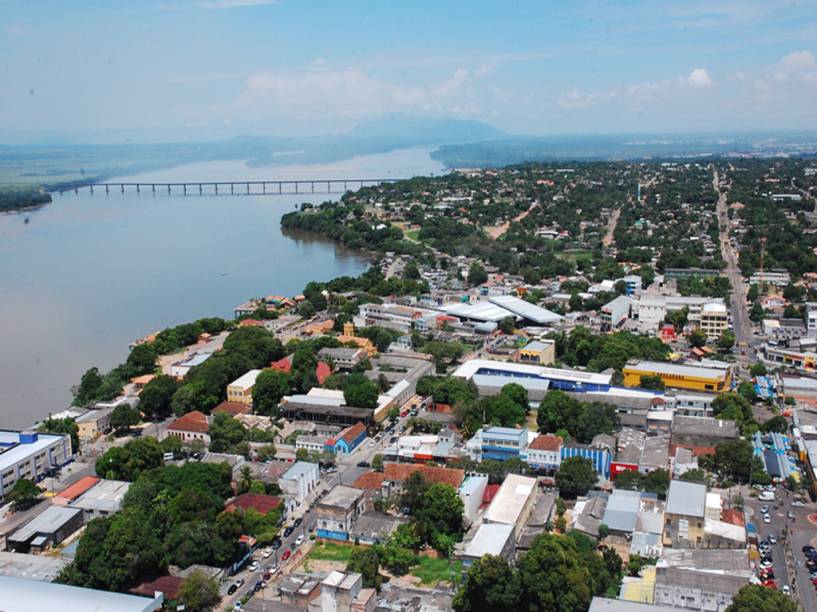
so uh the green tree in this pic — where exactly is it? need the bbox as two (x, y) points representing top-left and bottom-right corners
(209, 413), (246, 453)
(38, 416), (79, 452)
(468, 262), (488, 286)
(712, 392), (755, 432)
(347, 546), (382, 590)
(6, 478), (41, 508)
(555, 456), (597, 498)
(253, 369), (291, 416)
(537, 391), (581, 434)
(726, 584), (798, 612)
(110, 404), (141, 432)
(344, 379), (379, 409)
(638, 374), (665, 390)
(139, 375), (178, 420)
(126, 343), (158, 377)
(712, 439), (759, 483)
(761, 415), (788, 434)
(499, 316), (516, 334)
(516, 534), (593, 611)
(453, 555), (521, 611)
(718, 330), (736, 352)
(74, 367), (103, 406)
(95, 437), (164, 481)
(178, 570), (221, 611)
(688, 329), (707, 348)
(750, 363), (767, 377)
(372, 453), (384, 472)
(413, 483), (464, 548)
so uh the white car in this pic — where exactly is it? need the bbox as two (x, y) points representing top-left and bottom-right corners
(768, 535), (778, 544)
(760, 505), (769, 514)
(782, 585), (790, 595)
(295, 535), (305, 547)
(269, 564), (280, 575)
(759, 560), (773, 569)
(248, 561), (260, 572)
(792, 500), (806, 507)
(763, 514), (771, 524)
(262, 548), (272, 559)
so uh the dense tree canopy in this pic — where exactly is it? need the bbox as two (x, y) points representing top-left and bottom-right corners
(556, 456), (598, 498)
(95, 437), (164, 481)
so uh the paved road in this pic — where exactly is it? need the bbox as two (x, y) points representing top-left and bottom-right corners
(713, 167), (753, 352)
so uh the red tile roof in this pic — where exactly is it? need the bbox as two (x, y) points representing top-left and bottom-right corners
(482, 483), (500, 506)
(529, 434), (563, 452)
(131, 576), (184, 601)
(169, 410), (210, 434)
(213, 401), (251, 416)
(721, 508), (745, 527)
(341, 422), (366, 445)
(227, 493), (283, 516)
(316, 361), (332, 385)
(352, 463), (465, 490)
(238, 318), (265, 327)
(271, 356), (293, 373)
(56, 476), (100, 501)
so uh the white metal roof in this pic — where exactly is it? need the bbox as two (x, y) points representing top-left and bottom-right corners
(454, 358), (611, 386)
(666, 480), (706, 518)
(484, 474), (537, 525)
(0, 576), (162, 612)
(228, 369), (262, 391)
(463, 523), (514, 558)
(488, 295), (562, 324)
(441, 301), (512, 322)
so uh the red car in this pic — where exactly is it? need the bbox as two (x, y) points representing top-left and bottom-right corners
(281, 549), (291, 562)
(762, 580), (777, 589)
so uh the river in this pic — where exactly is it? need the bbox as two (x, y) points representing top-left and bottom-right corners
(0, 147), (445, 429)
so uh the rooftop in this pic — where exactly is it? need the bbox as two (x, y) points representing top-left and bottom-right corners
(624, 360), (728, 381)
(318, 485), (363, 511)
(665, 480), (707, 518)
(55, 476), (100, 502)
(484, 473), (537, 525)
(602, 489), (642, 533)
(71, 479), (130, 514)
(212, 401), (251, 416)
(462, 523), (515, 558)
(453, 358), (611, 386)
(9, 506), (83, 543)
(229, 368), (262, 391)
(488, 294), (562, 324)
(281, 461), (319, 480)
(227, 493), (282, 516)
(529, 434), (563, 452)
(168, 410), (209, 434)
(0, 575), (162, 612)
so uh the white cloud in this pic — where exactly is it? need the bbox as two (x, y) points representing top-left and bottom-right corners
(227, 64), (494, 123)
(687, 68), (713, 89)
(780, 50), (817, 72)
(558, 68), (714, 108)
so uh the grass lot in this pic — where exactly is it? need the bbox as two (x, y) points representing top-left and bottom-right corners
(405, 229), (420, 241)
(306, 541), (357, 563)
(410, 556), (461, 585)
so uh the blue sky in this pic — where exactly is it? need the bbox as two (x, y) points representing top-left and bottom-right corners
(1, 0), (816, 141)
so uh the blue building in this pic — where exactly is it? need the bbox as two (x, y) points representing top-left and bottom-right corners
(466, 426), (529, 462)
(561, 444), (612, 479)
(325, 422), (367, 456)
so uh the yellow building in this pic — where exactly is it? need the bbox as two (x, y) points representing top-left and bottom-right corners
(338, 322), (377, 357)
(516, 340), (556, 366)
(699, 302), (729, 342)
(622, 360), (730, 393)
(226, 369), (262, 405)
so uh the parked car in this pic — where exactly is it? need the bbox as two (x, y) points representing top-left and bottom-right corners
(227, 584), (238, 596)
(295, 535), (305, 547)
(802, 545), (816, 553)
(262, 548), (272, 558)
(792, 500), (806, 507)
(293, 517), (303, 528)
(282, 549), (291, 561)
(284, 526), (294, 538)
(760, 505), (769, 514)
(248, 561), (260, 572)
(768, 535), (778, 544)
(763, 514), (771, 524)
(782, 585), (790, 595)
(253, 581), (263, 592)
(271, 537), (282, 549)
(356, 461), (370, 468)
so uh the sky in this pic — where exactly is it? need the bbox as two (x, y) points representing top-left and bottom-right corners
(1, 0), (816, 142)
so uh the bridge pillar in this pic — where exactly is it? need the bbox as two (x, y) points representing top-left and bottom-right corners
(168, 185), (171, 194)
(311, 181), (314, 193)
(152, 184), (156, 193)
(246, 183), (250, 194)
(120, 185), (124, 193)
(137, 185), (140, 193)
(74, 186), (78, 194)
(215, 184), (218, 194)
(105, 185), (109, 194)
(295, 182), (298, 194)
(90, 185), (93, 194)
(199, 184), (203, 195)
(230, 183), (234, 195)
(327, 181), (331, 193)
(344, 181), (347, 191)
(278, 182), (282, 194)
(183, 185), (187, 195)
(262, 183), (266, 194)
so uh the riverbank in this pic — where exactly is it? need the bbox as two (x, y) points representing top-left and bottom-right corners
(0, 185), (52, 213)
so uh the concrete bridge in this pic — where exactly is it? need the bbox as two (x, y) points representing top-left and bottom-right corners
(62, 178), (400, 196)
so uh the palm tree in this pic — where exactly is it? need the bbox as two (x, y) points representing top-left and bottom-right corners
(238, 466), (253, 494)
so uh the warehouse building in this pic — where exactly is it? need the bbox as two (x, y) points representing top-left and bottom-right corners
(0, 575), (163, 611)
(454, 358), (611, 394)
(622, 360), (731, 393)
(7, 506), (84, 553)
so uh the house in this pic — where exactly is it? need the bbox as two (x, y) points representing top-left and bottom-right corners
(212, 401), (251, 417)
(226, 369), (263, 405)
(314, 570), (376, 612)
(318, 348), (366, 371)
(131, 576), (184, 602)
(455, 523), (516, 570)
(337, 322), (377, 357)
(466, 426), (529, 462)
(279, 462), (320, 501)
(670, 415), (738, 456)
(75, 408), (114, 440)
(516, 340), (556, 366)
(352, 463), (465, 493)
(166, 411), (211, 446)
(572, 493), (608, 539)
(526, 434), (563, 472)
(169, 352), (212, 379)
(653, 567), (746, 611)
(484, 473), (538, 540)
(68, 479), (130, 519)
(325, 422), (367, 455)
(600, 295), (632, 331)
(315, 486), (365, 541)
(663, 480), (707, 547)
(459, 475), (489, 526)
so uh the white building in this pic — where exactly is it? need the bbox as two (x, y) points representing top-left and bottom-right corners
(484, 473), (538, 540)
(459, 475), (488, 526)
(169, 352), (212, 379)
(635, 296), (724, 333)
(600, 295), (632, 331)
(0, 431), (72, 501)
(279, 461), (320, 501)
